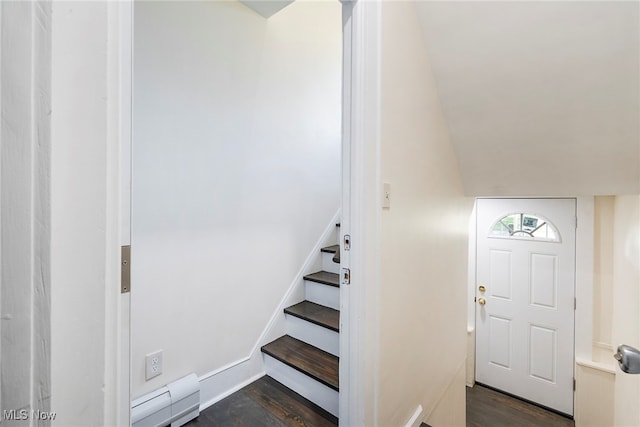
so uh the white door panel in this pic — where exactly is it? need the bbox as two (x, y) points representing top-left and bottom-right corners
(488, 316), (512, 369)
(476, 198), (576, 416)
(530, 324), (556, 382)
(530, 253), (557, 308)
(489, 249), (512, 300)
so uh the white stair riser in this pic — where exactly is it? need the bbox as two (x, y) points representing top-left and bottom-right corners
(285, 315), (339, 356)
(263, 354), (339, 417)
(321, 252), (340, 274)
(305, 281), (339, 311)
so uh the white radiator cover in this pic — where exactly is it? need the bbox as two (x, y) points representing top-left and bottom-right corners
(132, 374), (200, 427)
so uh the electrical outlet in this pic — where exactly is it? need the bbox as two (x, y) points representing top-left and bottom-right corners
(145, 350), (163, 381)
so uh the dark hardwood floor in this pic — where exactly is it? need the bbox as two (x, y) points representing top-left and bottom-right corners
(467, 384), (575, 427)
(187, 377), (575, 427)
(185, 376), (337, 427)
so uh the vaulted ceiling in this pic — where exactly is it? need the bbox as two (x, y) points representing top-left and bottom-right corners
(416, 1), (639, 196)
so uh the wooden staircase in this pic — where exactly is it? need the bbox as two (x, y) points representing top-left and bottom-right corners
(261, 224), (341, 418)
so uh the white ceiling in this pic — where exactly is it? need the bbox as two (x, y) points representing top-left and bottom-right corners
(416, 1), (639, 196)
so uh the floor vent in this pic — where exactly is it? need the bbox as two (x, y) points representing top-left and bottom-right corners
(132, 373), (200, 427)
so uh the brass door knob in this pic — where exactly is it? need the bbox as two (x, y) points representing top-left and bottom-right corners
(478, 285), (486, 292)
(478, 298), (486, 306)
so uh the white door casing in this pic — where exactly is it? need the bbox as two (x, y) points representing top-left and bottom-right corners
(340, 0), (382, 425)
(475, 198), (576, 416)
(119, 1), (133, 424)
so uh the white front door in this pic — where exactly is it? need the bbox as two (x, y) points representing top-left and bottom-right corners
(475, 198), (576, 416)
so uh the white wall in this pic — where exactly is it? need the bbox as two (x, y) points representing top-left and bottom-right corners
(574, 196), (616, 426)
(132, 0), (341, 398)
(575, 362), (615, 427)
(377, 2), (473, 425)
(1, 0), (52, 419)
(574, 195), (640, 426)
(593, 196), (615, 361)
(612, 195), (640, 427)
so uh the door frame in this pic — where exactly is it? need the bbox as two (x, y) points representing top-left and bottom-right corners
(118, 0), (133, 425)
(117, 0), (380, 424)
(340, 0), (382, 424)
(118, 2), (597, 420)
(474, 198), (577, 415)
(468, 197), (595, 410)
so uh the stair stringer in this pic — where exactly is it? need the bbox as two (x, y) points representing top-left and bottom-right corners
(198, 209), (341, 411)
(249, 209), (341, 357)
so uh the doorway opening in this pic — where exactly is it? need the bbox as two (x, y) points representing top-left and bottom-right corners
(128, 0), (345, 421)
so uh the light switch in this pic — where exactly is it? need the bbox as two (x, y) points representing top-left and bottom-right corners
(382, 182), (391, 208)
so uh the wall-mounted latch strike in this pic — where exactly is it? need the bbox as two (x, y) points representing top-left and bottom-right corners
(341, 268), (350, 285)
(121, 245), (131, 294)
(343, 234), (351, 251)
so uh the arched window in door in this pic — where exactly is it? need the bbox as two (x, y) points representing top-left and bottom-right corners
(489, 213), (561, 242)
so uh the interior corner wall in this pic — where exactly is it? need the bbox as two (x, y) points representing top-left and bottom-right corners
(611, 195), (640, 427)
(131, 1), (341, 398)
(577, 195), (640, 426)
(593, 196), (615, 361)
(378, 2), (473, 425)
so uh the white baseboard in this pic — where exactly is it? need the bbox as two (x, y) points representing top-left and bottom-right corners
(197, 353), (264, 411)
(199, 368), (265, 412)
(405, 405), (423, 427)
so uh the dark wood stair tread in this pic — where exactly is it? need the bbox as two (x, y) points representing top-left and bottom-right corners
(321, 244), (339, 254)
(303, 271), (339, 287)
(261, 335), (339, 391)
(284, 301), (339, 332)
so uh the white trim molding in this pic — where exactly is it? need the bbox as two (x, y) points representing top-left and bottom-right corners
(575, 196), (595, 361)
(50, 2), (124, 424)
(341, 0), (382, 425)
(405, 405), (424, 427)
(576, 358), (616, 375)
